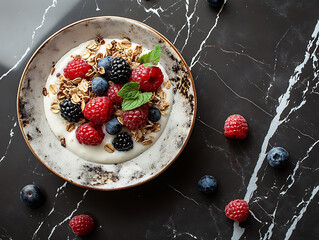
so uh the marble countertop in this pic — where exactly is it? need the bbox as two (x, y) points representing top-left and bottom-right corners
(1, 0), (318, 239)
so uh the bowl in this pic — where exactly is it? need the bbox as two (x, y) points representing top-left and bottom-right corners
(17, 16), (196, 190)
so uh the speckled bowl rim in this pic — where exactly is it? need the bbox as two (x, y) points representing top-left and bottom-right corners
(17, 16), (197, 191)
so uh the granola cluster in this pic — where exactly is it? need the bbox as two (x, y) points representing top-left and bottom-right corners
(44, 38), (170, 150)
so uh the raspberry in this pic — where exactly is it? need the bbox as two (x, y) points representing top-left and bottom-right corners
(59, 98), (83, 123)
(224, 114), (248, 139)
(108, 57), (131, 84)
(129, 65), (164, 92)
(122, 104), (149, 130)
(112, 132), (133, 151)
(76, 122), (104, 145)
(69, 214), (95, 236)
(63, 59), (92, 80)
(107, 84), (124, 104)
(225, 199), (249, 222)
(83, 97), (114, 124)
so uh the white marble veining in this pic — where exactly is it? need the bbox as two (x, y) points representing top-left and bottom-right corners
(196, 117), (223, 135)
(136, 0), (164, 17)
(31, 181), (68, 240)
(0, 48), (30, 81)
(189, 0), (227, 70)
(219, 47), (271, 67)
(0, 119), (17, 164)
(0, 226), (13, 240)
(94, 0), (100, 11)
(284, 185), (319, 239)
(266, 28), (290, 100)
(0, 0), (58, 81)
(261, 202), (279, 240)
(280, 140), (319, 196)
(173, 0), (199, 53)
(164, 216), (199, 240)
(231, 19), (319, 240)
(168, 184), (201, 206)
(47, 190), (88, 239)
(198, 61), (272, 116)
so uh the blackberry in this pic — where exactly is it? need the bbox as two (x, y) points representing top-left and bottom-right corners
(112, 132), (133, 151)
(59, 98), (83, 123)
(108, 57), (131, 84)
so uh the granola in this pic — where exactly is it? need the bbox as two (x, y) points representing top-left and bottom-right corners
(44, 38), (172, 163)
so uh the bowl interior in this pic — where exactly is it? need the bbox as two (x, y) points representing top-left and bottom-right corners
(17, 16), (196, 190)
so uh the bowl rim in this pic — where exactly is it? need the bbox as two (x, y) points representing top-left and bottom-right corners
(16, 16), (197, 191)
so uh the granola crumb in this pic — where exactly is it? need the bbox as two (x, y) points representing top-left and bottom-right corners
(59, 137), (66, 147)
(42, 87), (48, 96)
(50, 67), (55, 75)
(104, 143), (115, 153)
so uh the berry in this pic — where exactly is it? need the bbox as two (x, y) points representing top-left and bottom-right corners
(225, 199), (249, 222)
(267, 147), (289, 168)
(20, 184), (45, 208)
(76, 122), (104, 145)
(129, 65), (164, 92)
(198, 175), (218, 194)
(105, 116), (123, 135)
(107, 84), (124, 104)
(92, 77), (109, 95)
(112, 132), (133, 151)
(123, 104), (149, 130)
(69, 214), (95, 236)
(83, 97), (114, 124)
(59, 98), (83, 123)
(224, 114), (248, 139)
(148, 107), (161, 122)
(108, 57), (131, 84)
(207, 0), (224, 7)
(63, 59), (91, 80)
(97, 56), (113, 76)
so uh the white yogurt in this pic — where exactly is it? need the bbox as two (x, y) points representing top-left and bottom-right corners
(43, 39), (172, 164)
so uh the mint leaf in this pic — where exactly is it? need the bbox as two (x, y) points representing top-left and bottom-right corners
(122, 92), (152, 111)
(138, 45), (161, 66)
(117, 82), (140, 99)
(138, 92), (153, 105)
(143, 63), (157, 67)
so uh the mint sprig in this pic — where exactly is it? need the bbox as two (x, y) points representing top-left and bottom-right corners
(138, 45), (161, 67)
(117, 82), (140, 99)
(117, 82), (152, 111)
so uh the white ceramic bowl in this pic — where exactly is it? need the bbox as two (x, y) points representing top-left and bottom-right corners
(17, 16), (196, 190)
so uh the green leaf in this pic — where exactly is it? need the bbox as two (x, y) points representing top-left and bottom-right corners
(138, 45), (161, 66)
(143, 63), (156, 67)
(117, 82), (140, 99)
(122, 92), (153, 111)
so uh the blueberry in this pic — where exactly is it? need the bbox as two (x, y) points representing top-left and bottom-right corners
(198, 175), (217, 194)
(92, 77), (109, 95)
(148, 107), (161, 122)
(267, 147), (289, 168)
(97, 56), (113, 76)
(20, 184), (45, 208)
(207, 0), (224, 7)
(105, 116), (123, 135)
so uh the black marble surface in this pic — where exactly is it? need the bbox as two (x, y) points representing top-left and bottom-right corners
(1, 0), (319, 239)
